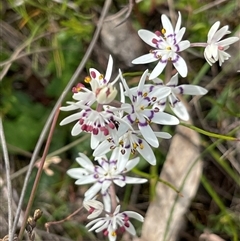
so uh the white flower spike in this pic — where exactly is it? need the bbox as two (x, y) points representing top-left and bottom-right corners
(132, 12), (190, 79)
(204, 21), (239, 66)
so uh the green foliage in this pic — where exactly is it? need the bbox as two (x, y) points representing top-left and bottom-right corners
(4, 91), (49, 150)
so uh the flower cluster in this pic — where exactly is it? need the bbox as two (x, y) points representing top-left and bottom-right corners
(60, 11), (238, 241)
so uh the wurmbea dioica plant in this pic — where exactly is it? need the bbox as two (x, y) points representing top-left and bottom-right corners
(60, 11), (239, 241)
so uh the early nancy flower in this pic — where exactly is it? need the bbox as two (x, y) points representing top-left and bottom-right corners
(118, 69), (179, 148)
(60, 104), (120, 149)
(83, 199), (104, 219)
(67, 149), (147, 201)
(132, 12), (190, 79)
(71, 55), (118, 106)
(152, 73), (208, 121)
(204, 21), (239, 66)
(86, 205), (144, 241)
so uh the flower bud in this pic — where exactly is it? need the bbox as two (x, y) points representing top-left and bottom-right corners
(95, 84), (117, 104)
(83, 199), (104, 219)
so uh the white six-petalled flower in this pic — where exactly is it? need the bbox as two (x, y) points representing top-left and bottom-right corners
(86, 205), (144, 241)
(67, 149), (147, 201)
(132, 12), (190, 79)
(204, 21), (239, 66)
(118, 69), (179, 147)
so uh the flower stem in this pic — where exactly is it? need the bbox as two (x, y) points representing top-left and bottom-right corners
(190, 42), (208, 47)
(132, 168), (181, 195)
(45, 206), (83, 232)
(109, 184), (118, 213)
(0, 117), (13, 240)
(18, 106), (60, 241)
(180, 122), (239, 141)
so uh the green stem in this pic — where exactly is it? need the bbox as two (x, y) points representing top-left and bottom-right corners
(180, 122), (239, 141)
(132, 168), (181, 195)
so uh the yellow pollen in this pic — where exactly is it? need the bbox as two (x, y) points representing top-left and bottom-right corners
(139, 143), (144, 149)
(140, 106), (145, 110)
(161, 28), (166, 34)
(133, 143), (138, 149)
(111, 231), (117, 237)
(119, 140), (123, 146)
(143, 92), (148, 97)
(166, 46), (171, 50)
(99, 74), (104, 80)
(135, 118), (139, 123)
(84, 76), (91, 83)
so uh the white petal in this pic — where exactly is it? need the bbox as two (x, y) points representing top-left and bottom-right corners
(114, 179), (126, 187)
(175, 12), (182, 33)
(138, 29), (158, 48)
(213, 25), (229, 42)
(89, 68), (101, 81)
(208, 21), (220, 43)
(76, 153), (94, 171)
(149, 60), (167, 80)
(93, 140), (112, 156)
(75, 175), (97, 185)
(60, 102), (80, 111)
(67, 168), (89, 179)
(178, 85), (208, 95)
(132, 53), (157, 64)
(105, 55), (113, 81)
(138, 69), (149, 92)
(124, 211), (144, 222)
(154, 131), (172, 139)
(85, 182), (102, 198)
(87, 218), (106, 231)
(173, 55), (188, 77)
(125, 177), (148, 184)
(167, 73), (178, 86)
(59, 112), (81, 125)
(175, 28), (186, 43)
(90, 134), (101, 149)
(71, 122), (83, 136)
(161, 14), (174, 34)
(102, 192), (112, 212)
(170, 101), (189, 121)
(178, 40), (190, 51)
(125, 157), (140, 171)
(125, 222), (136, 236)
(204, 48), (214, 65)
(152, 112), (179, 125)
(137, 140), (156, 165)
(218, 37), (239, 47)
(139, 124), (159, 147)
(154, 86), (171, 100)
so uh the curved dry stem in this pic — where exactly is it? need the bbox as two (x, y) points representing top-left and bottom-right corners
(0, 31), (58, 81)
(45, 206), (83, 233)
(17, 106), (60, 240)
(12, 0), (112, 237)
(0, 117), (13, 240)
